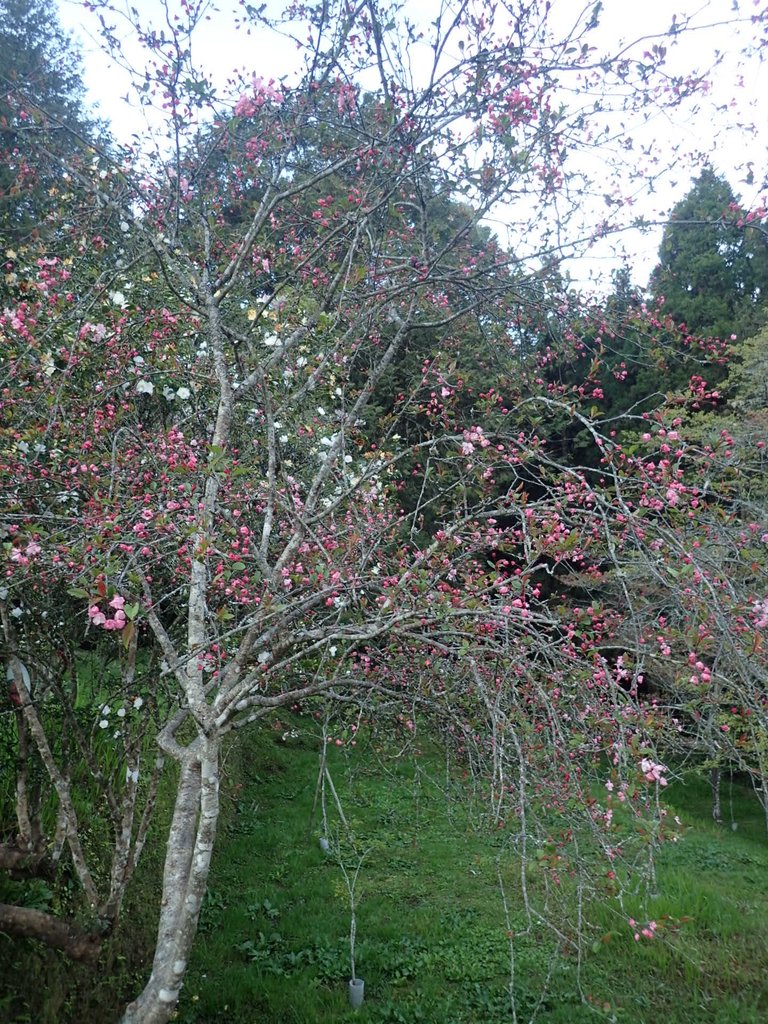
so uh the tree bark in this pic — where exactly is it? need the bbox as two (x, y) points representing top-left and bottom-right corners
(120, 736), (220, 1024)
(0, 904), (101, 964)
(0, 842), (50, 878)
(710, 766), (722, 824)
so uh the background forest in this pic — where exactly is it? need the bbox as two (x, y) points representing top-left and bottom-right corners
(1, 0), (767, 1021)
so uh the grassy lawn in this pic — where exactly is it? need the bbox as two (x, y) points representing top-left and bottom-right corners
(3, 717), (768, 1023)
(168, 727), (768, 1024)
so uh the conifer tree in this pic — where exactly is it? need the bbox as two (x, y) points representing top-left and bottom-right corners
(649, 165), (768, 344)
(0, 0), (101, 276)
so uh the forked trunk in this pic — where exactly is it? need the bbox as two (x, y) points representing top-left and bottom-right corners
(121, 738), (220, 1024)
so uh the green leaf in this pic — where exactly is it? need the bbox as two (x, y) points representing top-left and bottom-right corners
(122, 621), (136, 649)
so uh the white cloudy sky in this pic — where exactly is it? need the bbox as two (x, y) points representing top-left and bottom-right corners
(57, 0), (767, 291)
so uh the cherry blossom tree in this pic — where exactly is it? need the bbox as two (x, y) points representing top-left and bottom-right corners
(2, 1), (767, 1021)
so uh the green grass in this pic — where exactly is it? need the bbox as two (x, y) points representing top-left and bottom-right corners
(3, 724), (768, 1023)
(169, 732), (768, 1024)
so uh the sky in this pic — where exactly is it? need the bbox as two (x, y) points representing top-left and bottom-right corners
(56, 0), (767, 293)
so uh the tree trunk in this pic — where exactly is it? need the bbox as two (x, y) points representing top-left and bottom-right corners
(0, 842), (50, 878)
(0, 903), (101, 964)
(710, 767), (722, 824)
(120, 737), (220, 1024)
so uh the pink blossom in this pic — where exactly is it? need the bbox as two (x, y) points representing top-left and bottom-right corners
(88, 605), (107, 626)
(752, 598), (768, 629)
(640, 758), (668, 786)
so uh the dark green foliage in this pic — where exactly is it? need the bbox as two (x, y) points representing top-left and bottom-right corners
(0, 0), (103, 288)
(649, 165), (768, 347)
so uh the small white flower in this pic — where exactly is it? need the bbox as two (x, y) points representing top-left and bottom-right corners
(120, 220), (130, 233)
(136, 380), (154, 395)
(317, 406), (326, 416)
(133, 697), (144, 710)
(99, 719), (109, 729)
(257, 651), (271, 664)
(329, 645), (338, 657)
(110, 290), (126, 307)
(116, 707), (126, 718)
(101, 705), (111, 715)
(280, 434), (288, 443)
(176, 386), (191, 401)
(344, 454), (353, 464)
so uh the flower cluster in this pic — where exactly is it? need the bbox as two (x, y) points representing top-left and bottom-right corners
(88, 595), (128, 631)
(629, 918), (658, 941)
(640, 758), (668, 786)
(753, 597), (768, 630)
(234, 76), (283, 117)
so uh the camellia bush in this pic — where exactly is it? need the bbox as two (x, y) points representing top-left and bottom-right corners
(1, 1), (767, 1021)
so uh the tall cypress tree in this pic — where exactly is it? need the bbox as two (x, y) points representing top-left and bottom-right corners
(0, 0), (100, 259)
(649, 165), (768, 344)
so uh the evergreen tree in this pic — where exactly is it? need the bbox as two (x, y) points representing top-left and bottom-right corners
(649, 165), (768, 344)
(0, 0), (100, 267)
